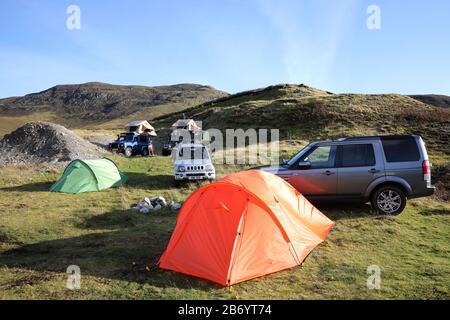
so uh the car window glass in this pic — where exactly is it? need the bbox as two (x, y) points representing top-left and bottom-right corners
(304, 146), (333, 169)
(340, 144), (375, 167)
(287, 145), (311, 166)
(178, 147), (210, 160)
(120, 134), (133, 141)
(381, 138), (420, 162)
(202, 148), (210, 160)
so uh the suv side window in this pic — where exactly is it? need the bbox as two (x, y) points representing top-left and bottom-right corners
(381, 137), (420, 162)
(338, 144), (375, 167)
(301, 145), (336, 169)
(139, 135), (149, 143)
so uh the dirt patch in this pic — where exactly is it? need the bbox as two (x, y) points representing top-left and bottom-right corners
(0, 122), (102, 166)
(86, 134), (116, 150)
(1, 271), (54, 290)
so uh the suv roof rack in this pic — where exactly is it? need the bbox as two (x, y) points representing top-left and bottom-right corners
(335, 135), (417, 142)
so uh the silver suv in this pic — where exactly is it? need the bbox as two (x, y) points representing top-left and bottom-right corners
(259, 135), (435, 215)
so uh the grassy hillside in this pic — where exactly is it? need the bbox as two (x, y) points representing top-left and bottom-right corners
(0, 82), (228, 132)
(410, 94), (450, 109)
(0, 156), (448, 299)
(155, 84), (450, 161)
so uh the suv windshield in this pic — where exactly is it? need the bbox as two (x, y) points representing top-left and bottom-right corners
(178, 146), (210, 160)
(119, 134), (134, 142)
(287, 145), (312, 166)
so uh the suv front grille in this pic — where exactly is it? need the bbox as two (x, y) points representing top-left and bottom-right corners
(187, 166), (204, 171)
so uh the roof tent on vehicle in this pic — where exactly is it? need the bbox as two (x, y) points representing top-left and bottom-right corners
(50, 158), (128, 194)
(125, 120), (157, 136)
(159, 170), (334, 286)
(171, 119), (200, 132)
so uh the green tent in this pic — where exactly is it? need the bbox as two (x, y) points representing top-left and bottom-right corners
(50, 158), (128, 194)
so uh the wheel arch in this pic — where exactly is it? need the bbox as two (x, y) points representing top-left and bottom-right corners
(365, 177), (412, 199)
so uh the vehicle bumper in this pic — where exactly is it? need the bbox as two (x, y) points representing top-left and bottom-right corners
(175, 172), (215, 181)
(409, 186), (436, 199)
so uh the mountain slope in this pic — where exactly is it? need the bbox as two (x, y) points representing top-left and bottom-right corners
(0, 82), (228, 123)
(409, 94), (450, 109)
(155, 84), (450, 156)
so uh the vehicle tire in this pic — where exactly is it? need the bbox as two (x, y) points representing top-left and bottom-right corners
(371, 185), (406, 215)
(125, 147), (133, 158)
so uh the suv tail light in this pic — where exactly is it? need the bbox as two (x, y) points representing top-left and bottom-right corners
(422, 160), (431, 181)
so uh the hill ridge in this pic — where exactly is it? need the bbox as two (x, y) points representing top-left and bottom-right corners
(0, 82), (228, 123)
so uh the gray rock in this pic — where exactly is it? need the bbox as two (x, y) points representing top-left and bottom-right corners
(0, 122), (102, 167)
(157, 196), (167, 206)
(139, 207), (150, 214)
(170, 202), (182, 210)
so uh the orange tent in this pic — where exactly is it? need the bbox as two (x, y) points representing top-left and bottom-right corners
(159, 170), (334, 286)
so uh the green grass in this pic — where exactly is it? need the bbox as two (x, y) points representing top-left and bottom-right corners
(0, 153), (449, 299)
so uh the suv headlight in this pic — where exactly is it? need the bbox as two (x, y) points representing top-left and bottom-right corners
(206, 164), (214, 171)
(177, 165), (186, 172)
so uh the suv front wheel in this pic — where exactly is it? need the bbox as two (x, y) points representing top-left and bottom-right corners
(371, 185), (406, 215)
(124, 147), (133, 158)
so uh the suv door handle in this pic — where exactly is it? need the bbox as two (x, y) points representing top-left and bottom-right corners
(368, 168), (380, 173)
(323, 170), (335, 176)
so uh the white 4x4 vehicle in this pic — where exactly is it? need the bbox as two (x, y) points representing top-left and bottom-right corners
(174, 144), (215, 182)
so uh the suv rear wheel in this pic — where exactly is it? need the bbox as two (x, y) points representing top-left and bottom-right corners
(371, 185), (406, 215)
(125, 147), (133, 158)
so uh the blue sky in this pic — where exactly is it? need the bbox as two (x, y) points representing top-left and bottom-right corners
(0, 0), (449, 97)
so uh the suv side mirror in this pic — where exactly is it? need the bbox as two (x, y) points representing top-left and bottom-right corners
(298, 161), (311, 170)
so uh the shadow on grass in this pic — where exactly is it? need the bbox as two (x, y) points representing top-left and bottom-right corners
(0, 209), (218, 291)
(77, 208), (176, 230)
(312, 201), (377, 221)
(124, 172), (211, 191)
(0, 181), (53, 192)
(0, 202), (383, 291)
(418, 207), (450, 216)
(124, 172), (175, 190)
(0, 172), (175, 193)
(77, 209), (142, 230)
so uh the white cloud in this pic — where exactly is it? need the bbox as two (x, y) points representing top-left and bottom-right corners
(257, 0), (357, 89)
